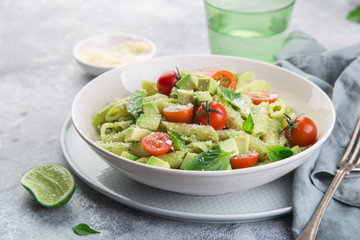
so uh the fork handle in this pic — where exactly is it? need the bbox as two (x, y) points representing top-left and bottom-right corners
(296, 168), (350, 240)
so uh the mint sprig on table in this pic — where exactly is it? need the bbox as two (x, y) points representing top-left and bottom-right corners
(73, 223), (100, 236)
(347, 5), (360, 23)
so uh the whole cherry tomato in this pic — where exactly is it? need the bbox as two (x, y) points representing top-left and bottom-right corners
(157, 70), (181, 96)
(195, 101), (228, 130)
(283, 115), (318, 147)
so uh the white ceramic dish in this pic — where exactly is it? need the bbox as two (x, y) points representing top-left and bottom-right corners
(73, 33), (156, 76)
(61, 116), (293, 223)
(71, 55), (336, 195)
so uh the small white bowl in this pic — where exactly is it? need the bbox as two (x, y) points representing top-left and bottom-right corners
(73, 33), (156, 76)
(72, 55), (336, 195)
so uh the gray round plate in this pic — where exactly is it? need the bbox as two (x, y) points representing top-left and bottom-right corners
(61, 116), (292, 223)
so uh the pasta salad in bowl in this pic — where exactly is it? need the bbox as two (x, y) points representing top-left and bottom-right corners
(72, 55), (335, 195)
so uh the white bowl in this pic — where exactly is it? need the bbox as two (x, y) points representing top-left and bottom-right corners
(73, 33), (156, 76)
(72, 55), (335, 195)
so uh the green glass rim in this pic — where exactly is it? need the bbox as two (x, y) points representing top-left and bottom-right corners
(204, 0), (295, 14)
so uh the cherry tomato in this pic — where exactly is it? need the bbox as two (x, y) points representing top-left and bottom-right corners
(212, 70), (237, 91)
(141, 132), (173, 156)
(157, 71), (180, 96)
(193, 67), (220, 77)
(284, 116), (318, 147)
(163, 104), (194, 123)
(195, 101), (228, 130)
(230, 151), (259, 169)
(245, 89), (278, 105)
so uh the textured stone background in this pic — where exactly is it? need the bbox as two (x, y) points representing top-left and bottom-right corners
(1, 0), (359, 239)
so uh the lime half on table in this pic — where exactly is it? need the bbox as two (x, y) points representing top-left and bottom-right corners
(20, 163), (75, 208)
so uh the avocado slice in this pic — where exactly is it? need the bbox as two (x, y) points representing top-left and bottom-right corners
(234, 135), (250, 155)
(291, 145), (301, 154)
(180, 152), (198, 170)
(146, 156), (171, 169)
(177, 89), (194, 105)
(136, 114), (161, 131)
(192, 141), (212, 153)
(176, 74), (198, 90)
(197, 77), (218, 95)
(136, 157), (150, 164)
(120, 151), (139, 161)
(142, 102), (160, 115)
(124, 128), (151, 142)
(194, 91), (212, 104)
(218, 138), (239, 157)
(157, 150), (188, 169)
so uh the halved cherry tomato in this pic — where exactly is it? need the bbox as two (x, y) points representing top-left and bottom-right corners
(195, 101), (228, 130)
(230, 151), (259, 169)
(245, 89), (278, 105)
(212, 70), (237, 91)
(193, 67), (220, 77)
(141, 132), (173, 156)
(163, 104), (194, 123)
(283, 115), (317, 147)
(157, 70), (181, 96)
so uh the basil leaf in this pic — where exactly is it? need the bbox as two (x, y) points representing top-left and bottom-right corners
(347, 5), (360, 23)
(168, 131), (185, 150)
(242, 113), (254, 133)
(127, 90), (145, 121)
(185, 149), (230, 171)
(220, 87), (242, 108)
(267, 145), (294, 162)
(72, 223), (99, 236)
(169, 87), (178, 99)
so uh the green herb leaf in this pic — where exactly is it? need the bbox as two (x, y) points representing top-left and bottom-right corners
(347, 5), (360, 23)
(185, 149), (231, 171)
(267, 145), (294, 162)
(220, 87), (242, 108)
(168, 131), (186, 150)
(72, 223), (100, 236)
(169, 87), (178, 99)
(127, 89), (146, 121)
(242, 113), (254, 133)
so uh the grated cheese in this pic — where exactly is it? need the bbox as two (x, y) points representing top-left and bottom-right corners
(79, 38), (152, 67)
(163, 103), (193, 112)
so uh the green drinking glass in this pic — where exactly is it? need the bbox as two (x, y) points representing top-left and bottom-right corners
(204, 0), (295, 62)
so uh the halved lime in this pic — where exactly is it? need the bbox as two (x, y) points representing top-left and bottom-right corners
(20, 163), (75, 208)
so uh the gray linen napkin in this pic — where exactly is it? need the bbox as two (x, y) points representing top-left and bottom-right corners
(275, 31), (360, 240)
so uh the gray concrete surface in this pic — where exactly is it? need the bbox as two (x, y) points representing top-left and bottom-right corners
(1, 0), (359, 239)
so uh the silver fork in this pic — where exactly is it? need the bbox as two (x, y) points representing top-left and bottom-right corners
(296, 117), (360, 240)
